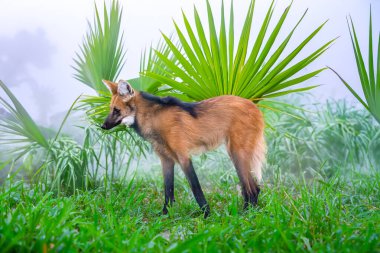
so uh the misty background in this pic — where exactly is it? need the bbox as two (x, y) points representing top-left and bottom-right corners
(0, 0), (379, 127)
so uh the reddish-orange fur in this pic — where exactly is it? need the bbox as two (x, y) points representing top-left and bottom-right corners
(102, 80), (266, 216)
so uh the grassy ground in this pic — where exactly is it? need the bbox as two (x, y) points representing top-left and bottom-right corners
(1, 100), (380, 252)
(1, 161), (379, 252)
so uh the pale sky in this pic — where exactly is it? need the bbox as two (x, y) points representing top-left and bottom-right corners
(0, 0), (379, 125)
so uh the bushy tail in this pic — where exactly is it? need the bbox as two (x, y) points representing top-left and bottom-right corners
(251, 129), (266, 183)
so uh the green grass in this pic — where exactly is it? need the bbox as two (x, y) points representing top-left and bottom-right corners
(1, 160), (379, 252)
(1, 99), (379, 252)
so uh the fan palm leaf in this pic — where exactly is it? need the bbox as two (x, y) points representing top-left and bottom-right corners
(145, 0), (335, 103)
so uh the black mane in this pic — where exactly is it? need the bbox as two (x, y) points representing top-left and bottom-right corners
(140, 92), (198, 117)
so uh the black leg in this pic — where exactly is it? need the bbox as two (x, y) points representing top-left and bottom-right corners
(242, 181), (260, 210)
(230, 153), (260, 209)
(180, 159), (210, 218)
(160, 157), (175, 215)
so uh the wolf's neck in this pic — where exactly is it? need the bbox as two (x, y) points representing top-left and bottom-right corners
(130, 91), (157, 138)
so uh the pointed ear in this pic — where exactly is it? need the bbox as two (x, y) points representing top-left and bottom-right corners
(117, 80), (135, 97)
(102, 79), (118, 94)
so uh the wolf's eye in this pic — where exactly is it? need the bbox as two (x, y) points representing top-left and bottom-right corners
(113, 108), (120, 116)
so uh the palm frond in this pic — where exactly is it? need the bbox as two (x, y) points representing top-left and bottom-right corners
(145, 0), (334, 103)
(330, 8), (380, 124)
(131, 38), (177, 95)
(0, 80), (49, 156)
(72, 0), (125, 94)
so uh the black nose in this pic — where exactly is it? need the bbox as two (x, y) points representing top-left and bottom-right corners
(101, 123), (107, 130)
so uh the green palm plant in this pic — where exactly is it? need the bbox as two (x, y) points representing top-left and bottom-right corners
(72, 0), (137, 146)
(72, 0), (155, 180)
(72, 0), (125, 93)
(78, 40), (175, 128)
(0, 80), (49, 159)
(73, 0), (174, 126)
(0, 80), (89, 193)
(329, 9), (380, 124)
(145, 0), (335, 102)
(129, 40), (178, 95)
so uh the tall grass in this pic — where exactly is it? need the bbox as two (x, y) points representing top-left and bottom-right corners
(264, 97), (380, 176)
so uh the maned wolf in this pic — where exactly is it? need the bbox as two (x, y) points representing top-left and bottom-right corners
(101, 79), (265, 217)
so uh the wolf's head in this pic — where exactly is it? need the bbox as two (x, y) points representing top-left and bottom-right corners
(101, 79), (136, 130)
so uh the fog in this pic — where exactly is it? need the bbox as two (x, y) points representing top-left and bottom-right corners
(0, 0), (379, 125)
